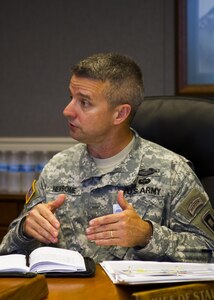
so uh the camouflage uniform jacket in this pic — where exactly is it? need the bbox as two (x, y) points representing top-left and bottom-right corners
(0, 133), (214, 263)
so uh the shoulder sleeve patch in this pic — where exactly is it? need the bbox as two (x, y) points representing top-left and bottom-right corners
(177, 188), (207, 219)
(25, 179), (36, 204)
(177, 188), (214, 239)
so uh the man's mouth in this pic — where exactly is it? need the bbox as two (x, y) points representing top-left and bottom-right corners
(68, 121), (77, 129)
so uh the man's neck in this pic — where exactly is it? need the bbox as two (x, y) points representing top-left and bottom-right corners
(87, 129), (134, 159)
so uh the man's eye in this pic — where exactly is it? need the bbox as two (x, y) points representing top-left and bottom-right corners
(81, 99), (90, 108)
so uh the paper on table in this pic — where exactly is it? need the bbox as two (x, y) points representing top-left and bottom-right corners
(100, 261), (214, 285)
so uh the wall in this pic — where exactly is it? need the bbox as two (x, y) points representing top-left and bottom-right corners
(0, 0), (175, 137)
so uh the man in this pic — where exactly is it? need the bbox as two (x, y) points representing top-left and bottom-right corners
(0, 53), (213, 262)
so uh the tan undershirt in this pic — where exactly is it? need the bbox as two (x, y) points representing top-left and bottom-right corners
(92, 136), (135, 173)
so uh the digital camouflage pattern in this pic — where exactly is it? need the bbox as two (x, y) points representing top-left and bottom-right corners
(0, 133), (213, 262)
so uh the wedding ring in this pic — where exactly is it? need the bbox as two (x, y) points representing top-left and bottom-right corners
(110, 231), (113, 238)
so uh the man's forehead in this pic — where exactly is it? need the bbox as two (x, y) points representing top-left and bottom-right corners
(69, 75), (108, 94)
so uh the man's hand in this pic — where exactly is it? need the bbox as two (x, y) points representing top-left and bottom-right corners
(23, 194), (66, 244)
(86, 190), (153, 247)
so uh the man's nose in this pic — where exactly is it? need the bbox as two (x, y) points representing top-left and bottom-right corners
(63, 100), (76, 117)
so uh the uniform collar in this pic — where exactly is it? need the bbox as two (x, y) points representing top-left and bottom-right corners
(79, 131), (143, 186)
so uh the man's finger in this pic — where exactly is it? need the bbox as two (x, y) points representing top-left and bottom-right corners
(47, 194), (66, 213)
(117, 190), (132, 210)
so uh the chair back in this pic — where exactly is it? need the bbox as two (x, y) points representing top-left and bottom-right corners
(131, 96), (214, 207)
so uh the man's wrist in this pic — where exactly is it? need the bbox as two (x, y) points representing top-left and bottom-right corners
(19, 216), (34, 241)
(143, 220), (153, 247)
(134, 220), (153, 249)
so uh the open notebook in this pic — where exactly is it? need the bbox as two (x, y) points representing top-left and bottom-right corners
(0, 246), (95, 277)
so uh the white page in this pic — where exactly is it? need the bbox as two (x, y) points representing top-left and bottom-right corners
(29, 247), (86, 273)
(0, 254), (29, 273)
(100, 261), (214, 285)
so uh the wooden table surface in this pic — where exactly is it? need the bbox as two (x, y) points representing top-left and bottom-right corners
(46, 265), (144, 300)
(0, 265), (148, 300)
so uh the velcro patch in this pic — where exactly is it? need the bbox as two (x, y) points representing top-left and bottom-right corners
(177, 188), (207, 219)
(187, 196), (204, 216)
(177, 188), (214, 239)
(203, 211), (214, 234)
(25, 179), (36, 204)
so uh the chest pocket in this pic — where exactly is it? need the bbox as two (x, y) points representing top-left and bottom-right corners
(123, 167), (168, 221)
(46, 186), (82, 215)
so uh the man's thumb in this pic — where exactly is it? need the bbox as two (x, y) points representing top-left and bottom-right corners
(47, 194), (66, 213)
(117, 190), (132, 211)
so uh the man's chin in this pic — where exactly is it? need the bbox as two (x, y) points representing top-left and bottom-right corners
(69, 130), (85, 143)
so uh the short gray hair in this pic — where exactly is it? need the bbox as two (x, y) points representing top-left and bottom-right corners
(71, 53), (144, 120)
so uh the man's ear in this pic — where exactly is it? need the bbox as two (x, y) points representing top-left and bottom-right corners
(113, 104), (131, 125)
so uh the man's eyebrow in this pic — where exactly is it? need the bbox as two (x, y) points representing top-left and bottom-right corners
(78, 92), (91, 99)
(69, 87), (92, 99)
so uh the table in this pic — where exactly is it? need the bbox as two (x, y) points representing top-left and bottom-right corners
(0, 266), (145, 300)
(46, 265), (145, 300)
(0, 275), (48, 300)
